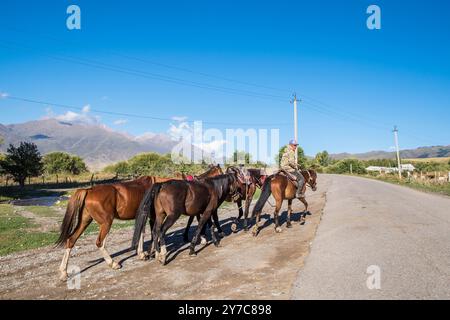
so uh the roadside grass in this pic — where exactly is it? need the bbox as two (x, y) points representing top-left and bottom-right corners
(20, 205), (61, 218)
(0, 204), (59, 256)
(360, 174), (450, 197)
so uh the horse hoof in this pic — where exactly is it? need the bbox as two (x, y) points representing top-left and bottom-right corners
(138, 252), (149, 261)
(231, 223), (238, 233)
(218, 231), (225, 238)
(110, 261), (122, 270)
(286, 223), (292, 228)
(200, 236), (207, 245)
(158, 255), (167, 265)
(275, 227), (282, 233)
(189, 251), (197, 257)
(59, 272), (68, 282)
(252, 227), (259, 237)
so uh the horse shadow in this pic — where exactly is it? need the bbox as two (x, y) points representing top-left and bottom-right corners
(82, 216), (237, 271)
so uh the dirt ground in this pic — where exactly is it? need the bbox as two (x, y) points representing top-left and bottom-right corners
(0, 178), (328, 300)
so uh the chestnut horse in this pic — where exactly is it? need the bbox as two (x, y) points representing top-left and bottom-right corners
(132, 172), (244, 264)
(56, 165), (222, 281)
(250, 169), (317, 237)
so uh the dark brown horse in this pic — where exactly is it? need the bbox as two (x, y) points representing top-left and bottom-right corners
(56, 165), (222, 281)
(132, 172), (244, 265)
(250, 169), (317, 236)
(181, 165), (244, 242)
(229, 167), (267, 232)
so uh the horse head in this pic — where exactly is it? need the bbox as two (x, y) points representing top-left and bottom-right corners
(307, 169), (318, 191)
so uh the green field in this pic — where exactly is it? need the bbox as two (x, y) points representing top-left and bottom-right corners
(404, 157), (450, 163)
(362, 174), (450, 197)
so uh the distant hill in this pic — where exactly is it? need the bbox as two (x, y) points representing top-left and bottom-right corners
(331, 145), (450, 161)
(0, 119), (177, 170)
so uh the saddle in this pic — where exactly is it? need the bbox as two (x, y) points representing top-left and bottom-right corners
(276, 169), (298, 183)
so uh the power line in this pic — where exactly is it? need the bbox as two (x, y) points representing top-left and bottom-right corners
(0, 40), (289, 103)
(1, 24), (292, 95)
(2, 95), (292, 127)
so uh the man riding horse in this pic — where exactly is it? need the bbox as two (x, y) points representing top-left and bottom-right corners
(280, 139), (305, 200)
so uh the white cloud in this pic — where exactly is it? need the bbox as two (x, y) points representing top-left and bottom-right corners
(45, 104), (100, 125)
(0, 92), (9, 99)
(82, 104), (90, 113)
(194, 140), (228, 153)
(171, 116), (188, 122)
(113, 119), (128, 125)
(168, 121), (192, 141)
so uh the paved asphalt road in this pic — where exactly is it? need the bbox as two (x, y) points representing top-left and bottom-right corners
(291, 174), (450, 300)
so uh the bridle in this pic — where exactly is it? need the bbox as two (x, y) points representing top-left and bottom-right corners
(303, 169), (316, 190)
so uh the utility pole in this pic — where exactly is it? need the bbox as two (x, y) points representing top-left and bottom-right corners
(393, 126), (402, 179)
(291, 93), (300, 163)
(350, 163), (353, 175)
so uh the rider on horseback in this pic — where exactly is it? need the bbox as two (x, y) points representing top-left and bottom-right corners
(280, 139), (305, 199)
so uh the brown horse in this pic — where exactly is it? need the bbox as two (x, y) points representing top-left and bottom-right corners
(181, 165), (243, 242)
(229, 167), (267, 232)
(56, 165), (222, 281)
(250, 169), (317, 236)
(132, 172), (244, 264)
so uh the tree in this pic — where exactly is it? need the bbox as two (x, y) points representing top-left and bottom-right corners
(327, 159), (366, 174)
(315, 150), (331, 167)
(276, 145), (307, 169)
(1, 142), (43, 187)
(104, 161), (129, 176)
(43, 152), (87, 175)
(229, 151), (251, 165)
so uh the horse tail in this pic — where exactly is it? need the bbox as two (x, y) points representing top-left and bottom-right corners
(131, 183), (162, 250)
(252, 175), (273, 217)
(55, 188), (89, 247)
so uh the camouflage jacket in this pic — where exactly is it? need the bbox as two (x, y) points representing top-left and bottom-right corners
(280, 148), (298, 172)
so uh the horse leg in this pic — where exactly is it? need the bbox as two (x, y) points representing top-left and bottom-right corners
(231, 200), (243, 233)
(158, 214), (178, 265)
(96, 221), (121, 270)
(190, 212), (211, 256)
(196, 214), (209, 245)
(137, 232), (148, 260)
(286, 199), (293, 228)
(273, 200), (282, 233)
(152, 214), (164, 261)
(183, 215), (194, 243)
(299, 197), (308, 225)
(212, 209), (224, 238)
(59, 212), (92, 281)
(243, 186), (255, 231)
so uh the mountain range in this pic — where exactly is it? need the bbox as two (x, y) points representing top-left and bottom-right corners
(1, 119), (449, 170)
(0, 119), (176, 170)
(330, 145), (450, 160)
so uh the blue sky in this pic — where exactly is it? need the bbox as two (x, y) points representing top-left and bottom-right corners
(1, 0), (449, 157)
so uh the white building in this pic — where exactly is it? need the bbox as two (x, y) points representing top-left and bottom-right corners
(366, 164), (415, 173)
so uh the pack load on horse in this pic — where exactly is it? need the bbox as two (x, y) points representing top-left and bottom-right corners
(131, 169), (246, 265)
(250, 140), (318, 237)
(55, 165), (222, 281)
